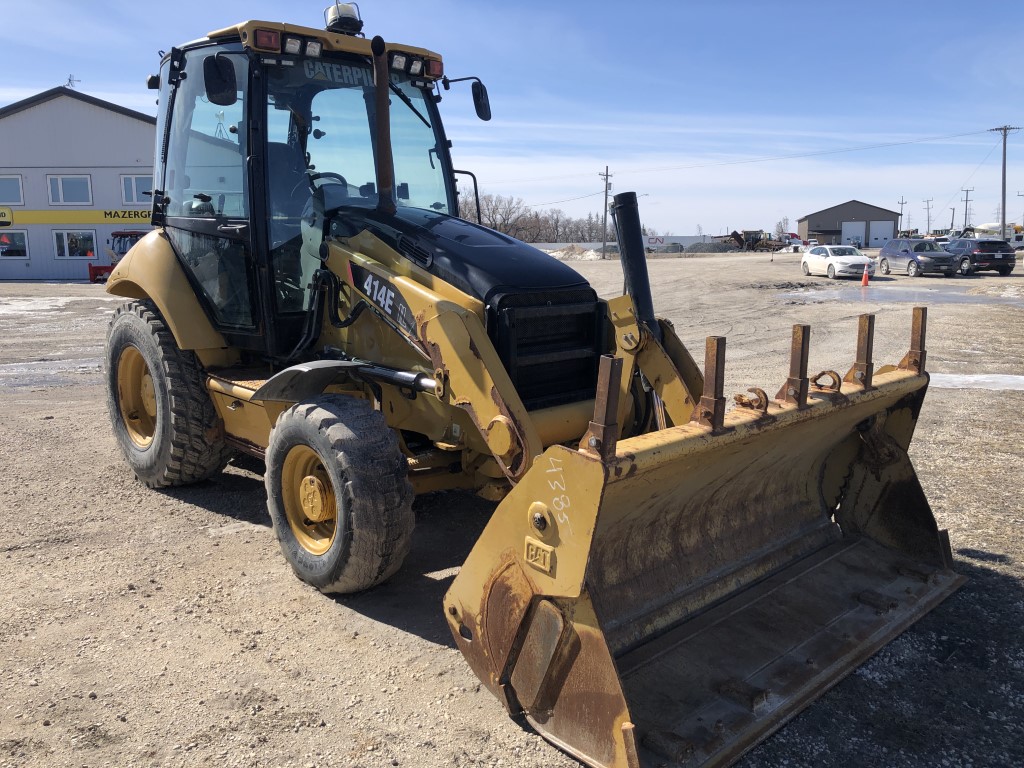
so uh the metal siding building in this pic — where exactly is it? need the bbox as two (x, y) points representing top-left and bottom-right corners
(797, 200), (900, 248)
(0, 87), (155, 280)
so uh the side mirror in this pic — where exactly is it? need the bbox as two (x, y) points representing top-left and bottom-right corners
(472, 81), (491, 121)
(203, 55), (237, 107)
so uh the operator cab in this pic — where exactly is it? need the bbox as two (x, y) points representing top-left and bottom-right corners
(149, 12), (461, 359)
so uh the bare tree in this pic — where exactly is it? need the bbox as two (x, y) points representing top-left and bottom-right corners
(774, 216), (790, 239)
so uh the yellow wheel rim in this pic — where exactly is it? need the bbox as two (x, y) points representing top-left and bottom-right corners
(116, 346), (157, 448)
(281, 445), (337, 555)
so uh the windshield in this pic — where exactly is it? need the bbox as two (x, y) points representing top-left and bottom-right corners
(913, 242), (943, 252)
(264, 54), (451, 216)
(261, 52), (452, 312)
(830, 247), (858, 256)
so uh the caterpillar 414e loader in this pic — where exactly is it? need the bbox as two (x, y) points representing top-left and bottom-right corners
(104, 5), (962, 767)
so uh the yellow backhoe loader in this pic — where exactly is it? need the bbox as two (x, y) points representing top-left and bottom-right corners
(103, 6), (962, 766)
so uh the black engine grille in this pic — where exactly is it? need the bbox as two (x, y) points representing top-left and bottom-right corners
(489, 289), (604, 411)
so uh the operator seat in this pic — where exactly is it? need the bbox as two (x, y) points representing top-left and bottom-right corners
(267, 142), (310, 247)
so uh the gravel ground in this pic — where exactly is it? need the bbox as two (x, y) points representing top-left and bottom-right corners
(1, 253), (1022, 768)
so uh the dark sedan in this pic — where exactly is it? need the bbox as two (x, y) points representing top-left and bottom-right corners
(944, 239), (1016, 276)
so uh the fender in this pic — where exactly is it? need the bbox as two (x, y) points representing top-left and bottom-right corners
(105, 229), (228, 353)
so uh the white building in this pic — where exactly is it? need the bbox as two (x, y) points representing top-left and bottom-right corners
(0, 87), (155, 281)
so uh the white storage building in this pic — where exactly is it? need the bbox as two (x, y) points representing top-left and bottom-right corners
(0, 87), (155, 281)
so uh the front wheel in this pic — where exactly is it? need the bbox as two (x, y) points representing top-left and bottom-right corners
(105, 300), (231, 488)
(960, 257), (973, 276)
(879, 258), (891, 275)
(801, 261), (810, 276)
(265, 395), (415, 593)
(826, 264), (836, 279)
(907, 260), (921, 277)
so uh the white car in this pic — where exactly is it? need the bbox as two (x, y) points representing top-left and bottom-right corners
(801, 245), (876, 279)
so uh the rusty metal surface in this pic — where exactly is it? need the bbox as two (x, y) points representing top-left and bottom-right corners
(898, 306), (928, 373)
(844, 313), (875, 389)
(446, 309), (958, 768)
(618, 539), (963, 768)
(580, 355), (623, 461)
(692, 337), (727, 432)
(776, 324), (810, 406)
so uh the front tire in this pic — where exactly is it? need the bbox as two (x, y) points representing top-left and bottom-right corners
(105, 300), (231, 488)
(826, 264), (836, 279)
(907, 260), (921, 277)
(801, 261), (810, 276)
(265, 396), (415, 593)
(879, 258), (891, 275)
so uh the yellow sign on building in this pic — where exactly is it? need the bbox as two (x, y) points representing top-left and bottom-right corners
(13, 209), (152, 225)
(0, 206), (12, 226)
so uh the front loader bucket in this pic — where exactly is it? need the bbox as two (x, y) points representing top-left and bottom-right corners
(444, 309), (963, 768)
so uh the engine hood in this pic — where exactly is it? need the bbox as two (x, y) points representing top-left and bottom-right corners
(331, 205), (590, 304)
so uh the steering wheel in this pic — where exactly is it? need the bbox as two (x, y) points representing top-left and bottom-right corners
(290, 171), (348, 209)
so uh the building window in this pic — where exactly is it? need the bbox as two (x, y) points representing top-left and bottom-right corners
(121, 175), (153, 205)
(0, 230), (29, 258)
(0, 175), (24, 205)
(53, 230), (96, 259)
(47, 175), (92, 205)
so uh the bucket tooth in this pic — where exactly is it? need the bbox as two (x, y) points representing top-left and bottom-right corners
(898, 306), (928, 373)
(776, 324), (810, 406)
(641, 729), (695, 763)
(718, 679), (770, 714)
(845, 313), (876, 389)
(691, 336), (728, 433)
(857, 589), (899, 614)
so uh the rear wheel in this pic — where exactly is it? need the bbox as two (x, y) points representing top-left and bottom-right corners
(265, 395), (414, 593)
(907, 260), (921, 277)
(960, 257), (972, 276)
(997, 266), (1012, 276)
(879, 258), (890, 275)
(826, 264), (836, 279)
(105, 300), (231, 488)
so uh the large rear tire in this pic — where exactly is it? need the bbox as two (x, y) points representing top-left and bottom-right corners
(105, 300), (231, 488)
(265, 396), (414, 593)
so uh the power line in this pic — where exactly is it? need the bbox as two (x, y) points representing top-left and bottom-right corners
(489, 128), (991, 186)
(526, 190), (603, 208)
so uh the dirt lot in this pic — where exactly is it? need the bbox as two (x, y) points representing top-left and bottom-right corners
(1, 252), (1022, 768)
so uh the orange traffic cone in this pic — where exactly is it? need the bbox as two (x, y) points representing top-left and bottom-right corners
(861, 264), (870, 286)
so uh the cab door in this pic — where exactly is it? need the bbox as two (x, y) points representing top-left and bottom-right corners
(154, 46), (264, 350)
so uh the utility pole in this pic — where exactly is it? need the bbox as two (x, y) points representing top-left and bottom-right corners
(598, 166), (612, 260)
(961, 187), (974, 230)
(1019, 191), (1023, 229)
(950, 207), (956, 231)
(923, 198), (933, 235)
(897, 196), (907, 234)
(989, 125), (1020, 238)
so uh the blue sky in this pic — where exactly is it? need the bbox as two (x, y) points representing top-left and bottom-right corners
(2, 0), (1022, 235)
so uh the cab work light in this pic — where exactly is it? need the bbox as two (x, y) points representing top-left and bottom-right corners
(253, 29), (281, 51)
(283, 36), (302, 54)
(306, 40), (323, 57)
(408, 58), (424, 76)
(391, 53), (407, 71)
